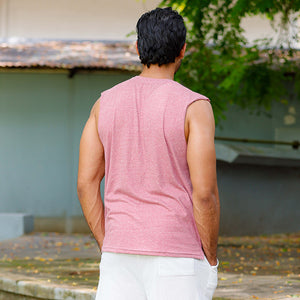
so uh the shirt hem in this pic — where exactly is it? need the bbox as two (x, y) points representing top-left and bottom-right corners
(101, 246), (204, 260)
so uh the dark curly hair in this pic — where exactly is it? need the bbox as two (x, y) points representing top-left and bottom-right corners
(136, 7), (186, 67)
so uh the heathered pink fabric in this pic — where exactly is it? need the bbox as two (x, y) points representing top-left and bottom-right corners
(98, 76), (209, 259)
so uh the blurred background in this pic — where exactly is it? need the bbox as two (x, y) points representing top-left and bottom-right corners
(0, 0), (299, 238)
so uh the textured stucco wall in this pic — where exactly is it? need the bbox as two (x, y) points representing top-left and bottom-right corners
(0, 70), (299, 235)
(0, 0), (161, 40)
(215, 96), (300, 145)
(217, 161), (300, 235)
(0, 71), (132, 222)
(0, 0), (298, 48)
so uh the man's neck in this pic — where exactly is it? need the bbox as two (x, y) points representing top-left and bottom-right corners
(139, 64), (176, 80)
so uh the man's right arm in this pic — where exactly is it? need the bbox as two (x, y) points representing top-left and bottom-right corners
(185, 100), (220, 266)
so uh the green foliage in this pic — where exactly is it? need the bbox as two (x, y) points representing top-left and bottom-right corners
(160, 0), (300, 123)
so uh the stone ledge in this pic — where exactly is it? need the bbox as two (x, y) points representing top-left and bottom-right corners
(0, 214), (34, 241)
(0, 274), (96, 300)
(1, 272), (299, 300)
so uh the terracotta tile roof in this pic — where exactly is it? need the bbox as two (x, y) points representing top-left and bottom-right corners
(0, 39), (142, 71)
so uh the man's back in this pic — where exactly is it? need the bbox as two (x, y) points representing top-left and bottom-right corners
(98, 75), (209, 258)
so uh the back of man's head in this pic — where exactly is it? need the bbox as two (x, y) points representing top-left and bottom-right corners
(136, 7), (186, 68)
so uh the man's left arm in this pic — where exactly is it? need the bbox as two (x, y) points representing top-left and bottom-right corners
(77, 99), (105, 250)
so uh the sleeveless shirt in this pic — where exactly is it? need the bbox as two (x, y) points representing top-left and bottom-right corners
(98, 75), (209, 259)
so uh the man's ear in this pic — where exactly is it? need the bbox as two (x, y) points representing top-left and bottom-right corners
(135, 41), (140, 56)
(179, 43), (186, 59)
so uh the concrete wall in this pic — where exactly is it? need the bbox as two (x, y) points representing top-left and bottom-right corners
(218, 161), (300, 236)
(216, 98), (300, 145)
(240, 14), (300, 49)
(0, 70), (132, 232)
(0, 0), (161, 40)
(0, 70), (299, 235)
(0, 0), (298, 48)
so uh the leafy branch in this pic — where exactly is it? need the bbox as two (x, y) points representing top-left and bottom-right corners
(160, 0), (300, 123)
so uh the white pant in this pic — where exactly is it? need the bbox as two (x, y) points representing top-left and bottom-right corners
(95, 252), (218, 300)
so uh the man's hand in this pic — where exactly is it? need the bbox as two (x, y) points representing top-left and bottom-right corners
(77, 99), (105, 250)
(206, 253), (218, 267)
(185, 100), (220, 265)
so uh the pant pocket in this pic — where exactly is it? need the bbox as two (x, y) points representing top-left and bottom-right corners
(205, 265), (218, 299)
(158, 257), (196, 276)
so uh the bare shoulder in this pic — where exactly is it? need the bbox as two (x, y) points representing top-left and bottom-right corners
(187, 99), (212, 118)
(186, 100), (215, 130)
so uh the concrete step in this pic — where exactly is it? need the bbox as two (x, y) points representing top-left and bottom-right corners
(0, 274), (96, 300)
(0, 214), (34, 241)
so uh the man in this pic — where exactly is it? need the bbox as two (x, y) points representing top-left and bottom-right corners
(77, 7), (220, 300)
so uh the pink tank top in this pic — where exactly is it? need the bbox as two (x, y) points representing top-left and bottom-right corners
(98, 76), (209, 259)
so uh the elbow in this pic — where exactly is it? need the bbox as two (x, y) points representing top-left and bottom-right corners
(77, 180), (87, 200)
(192, 190), (219, 207)
(77, 177), (101, 200)
(192, 188), (220, 222)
